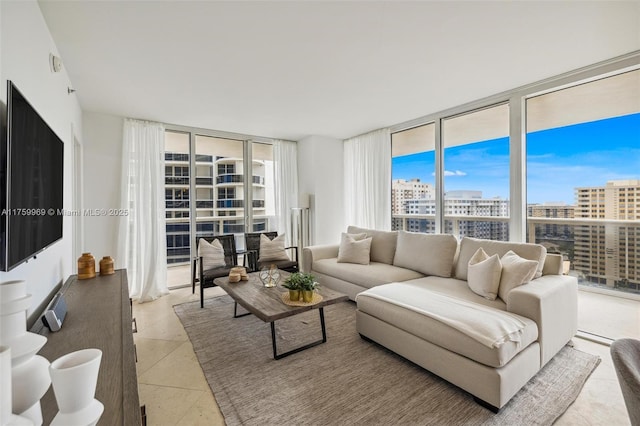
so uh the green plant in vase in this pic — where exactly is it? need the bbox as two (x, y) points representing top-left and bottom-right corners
(283, 272), (317, 302)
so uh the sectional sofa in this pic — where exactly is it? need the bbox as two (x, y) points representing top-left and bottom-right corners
(302, 226), (578, 410)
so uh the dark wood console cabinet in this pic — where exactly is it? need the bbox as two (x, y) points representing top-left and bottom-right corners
(31, 269), (141, 425)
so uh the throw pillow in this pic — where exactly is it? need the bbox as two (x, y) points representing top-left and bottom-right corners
(258, 234), (290, 262)
(337, 233), (372, 265)
(498, 250), (539, 302)
(198, 238), (226, 271)
(467, 248), (502, 300)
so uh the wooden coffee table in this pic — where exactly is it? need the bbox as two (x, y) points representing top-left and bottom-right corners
(214, 271), (348, 359)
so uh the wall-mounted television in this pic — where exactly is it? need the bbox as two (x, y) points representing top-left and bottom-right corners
(1, 81), (64, 271)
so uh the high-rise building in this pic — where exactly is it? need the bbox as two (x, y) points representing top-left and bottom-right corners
(391, 179), (434, 230)
(574, 180), (640, 289)
(401, 190), (509, 240)
(527, 202), (575, 240)
(164, 152), (268, 264)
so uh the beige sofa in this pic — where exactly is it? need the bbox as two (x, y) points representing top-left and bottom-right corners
(302, 226), (578, 411)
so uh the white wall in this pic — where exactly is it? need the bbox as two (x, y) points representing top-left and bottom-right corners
(0, 1), (83, 318)
(82, 112), (124, 267)
(297, 135), (344, 245)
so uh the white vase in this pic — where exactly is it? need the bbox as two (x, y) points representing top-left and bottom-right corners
(11, 356), (51, 414)
(1, 346), (11, 425)
(49, 349), (103, 426)
(1, 346), (34, 426)
(0, 281), (49, 426)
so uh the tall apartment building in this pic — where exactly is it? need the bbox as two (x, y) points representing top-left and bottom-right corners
(574, 180), (639, 289)
(165, 153), (268, 264)
(391, 178), (434, 230)
(401, 190), (509, 240)
(527, 202), (575, 239)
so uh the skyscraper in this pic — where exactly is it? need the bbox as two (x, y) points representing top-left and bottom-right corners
(574, 180), (640, 289)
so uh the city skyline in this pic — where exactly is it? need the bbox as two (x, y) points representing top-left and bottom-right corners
(392, 113), (640, 204)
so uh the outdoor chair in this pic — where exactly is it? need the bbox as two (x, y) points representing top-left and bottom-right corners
(192, 234), (238, 308)
(244, 231), (298, 273)
(611, 338), (640, 426)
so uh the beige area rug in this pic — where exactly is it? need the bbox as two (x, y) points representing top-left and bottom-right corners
(175, 295), (600, 426)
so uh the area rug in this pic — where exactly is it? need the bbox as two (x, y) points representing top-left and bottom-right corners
(175, 295), (600, 426)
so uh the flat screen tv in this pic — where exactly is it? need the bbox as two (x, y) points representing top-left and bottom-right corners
(1, 81), (64, 271)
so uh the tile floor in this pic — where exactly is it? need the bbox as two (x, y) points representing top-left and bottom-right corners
(133, 286), (634, 426)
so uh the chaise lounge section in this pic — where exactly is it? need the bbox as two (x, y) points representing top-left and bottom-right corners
(303, 226), (578, 410)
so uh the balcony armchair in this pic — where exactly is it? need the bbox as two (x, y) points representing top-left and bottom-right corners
(244, 231), (298, 273)
(192, 234), (238, 308)
(611, 338), (640, 426)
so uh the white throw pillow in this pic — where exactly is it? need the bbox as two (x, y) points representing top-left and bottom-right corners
(498, 250), (539, 302)
(337, 233), (372, 265)
(467, 248), (502, 300)
(198, 238), (226, 270)
(258, 234), (290, 262)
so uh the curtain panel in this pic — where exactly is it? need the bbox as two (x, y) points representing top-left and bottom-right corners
(274, 140), (299, 247)
(117, 119), (169, 302)
(344, 128), (391, 230)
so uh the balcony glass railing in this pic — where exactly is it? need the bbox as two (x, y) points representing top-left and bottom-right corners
(215, 199), (266, 209)
(165, 153), (189, 162)
(166, 200), (189, 209)
(164, 215), (275, 264)
(165, 176), (189, 185)
(392, 214), (640, 295)
(216, 174), (265, 185)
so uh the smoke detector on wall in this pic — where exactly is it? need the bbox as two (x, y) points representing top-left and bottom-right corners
(49, 53), (62, 73)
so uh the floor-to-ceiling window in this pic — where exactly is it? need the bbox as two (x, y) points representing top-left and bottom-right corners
(443, 104), (510, 241)
(165, 130), (191, 264)
(525, 69), (640, 339)
(388, 53), (639, 340)
(391, 123), (436, 233)
(163, 127), (279, 287)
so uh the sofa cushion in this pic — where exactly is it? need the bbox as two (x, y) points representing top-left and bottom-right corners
(455, 237), (546, 281)
(337, 233), (372, 265)
(498, 251), (538, 302)
(467, 248), (502, 300)
(347, 226), (397, 265)
(312, 258), (423, 289)
(393, 231), (457, 278)
(356, 283), (538, 368)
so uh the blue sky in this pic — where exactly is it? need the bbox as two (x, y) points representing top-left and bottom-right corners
(392, 113), (640, 204)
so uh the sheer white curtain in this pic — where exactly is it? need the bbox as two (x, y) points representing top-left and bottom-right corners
(344, 128), (391, 230)
(274, 140), (298, 246)
(117, 119), (169, 302)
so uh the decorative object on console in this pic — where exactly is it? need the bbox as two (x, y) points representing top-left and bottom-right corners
(77, 253), (96, 280)
(1, 346), (33, 425)
(48, 349), (103, 426)
(98, 256), (114, 276)
(0, 281), (50, 425)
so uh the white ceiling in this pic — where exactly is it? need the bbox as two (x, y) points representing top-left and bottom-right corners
(38, 1), (640, 141)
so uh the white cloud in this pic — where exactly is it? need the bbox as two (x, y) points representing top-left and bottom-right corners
(433, 170), (467, 177)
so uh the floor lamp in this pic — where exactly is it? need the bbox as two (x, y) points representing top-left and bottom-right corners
(291, 194), (311, 268)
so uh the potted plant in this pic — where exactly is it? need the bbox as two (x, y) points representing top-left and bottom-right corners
(283, 272), (317, 302)
(299, 273), (319, 303)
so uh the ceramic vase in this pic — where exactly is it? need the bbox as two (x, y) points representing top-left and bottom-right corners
(0, 346), (33, 426)
(49, 349), (103, 426)
(0, 281), (49, 426)
(77, 253), (96, 279)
